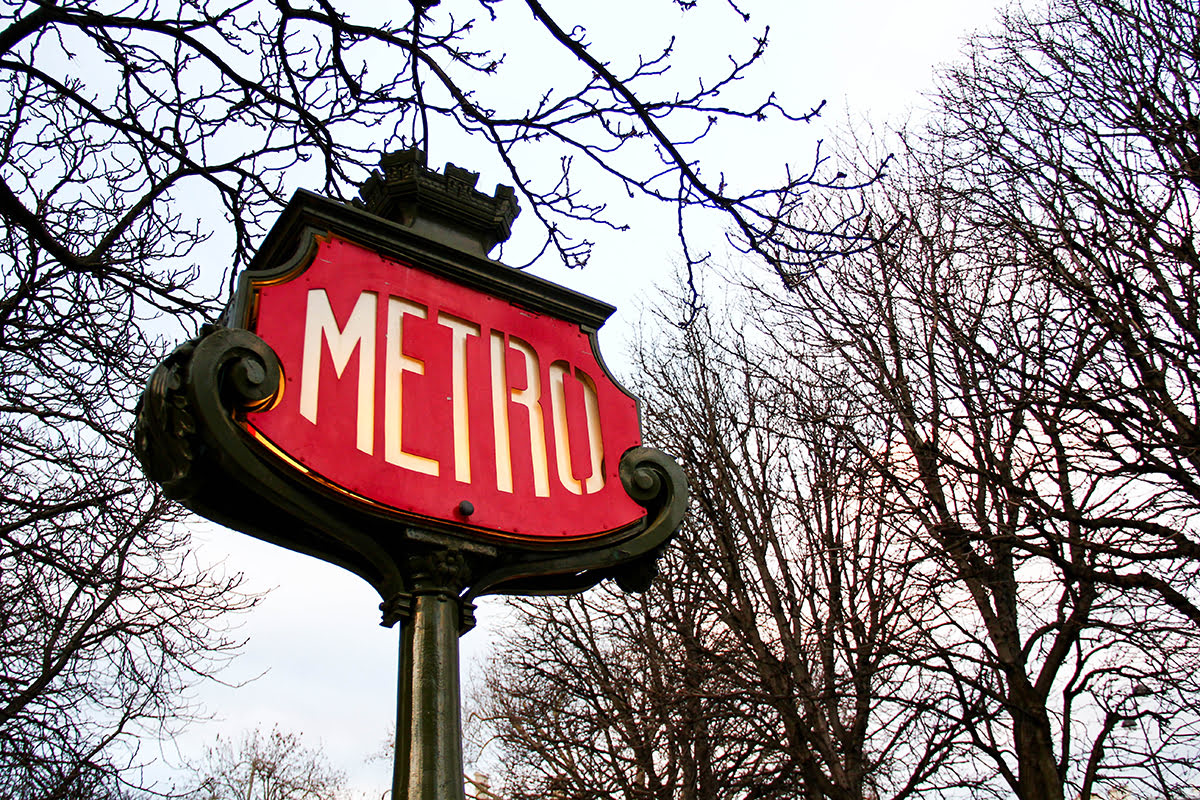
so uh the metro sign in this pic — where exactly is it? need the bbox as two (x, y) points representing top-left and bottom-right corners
(239, 234), (645, 541)
(134, 159), (688, 800)
(137, 162), (684, 610)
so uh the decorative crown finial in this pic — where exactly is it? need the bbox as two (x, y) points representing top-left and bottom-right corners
(357, 149), (520, 257)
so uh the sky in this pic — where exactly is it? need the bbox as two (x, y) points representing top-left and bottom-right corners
(142, 0), (1011, 795)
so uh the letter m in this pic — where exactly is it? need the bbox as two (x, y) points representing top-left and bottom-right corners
(300, 289), (377, 454)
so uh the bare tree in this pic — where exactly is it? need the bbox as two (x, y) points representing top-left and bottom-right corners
(0, 203), (255, 796)
(0, 0), (858, 280)
(183, 726), (346, 800)
(922, 0), (1200, 631)
(478, 297), (965, 800)
(762, 0), (1200, 787)
(482, 581), (780, 800)
(770, 164), (1200, 798)
(925, 0), (1200, 794)
(1, 0), (860, 795)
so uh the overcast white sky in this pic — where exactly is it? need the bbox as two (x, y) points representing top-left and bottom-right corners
(145, 1), (1011, 795)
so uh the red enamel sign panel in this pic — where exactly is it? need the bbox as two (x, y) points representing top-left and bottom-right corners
(242, 236), (645, 540)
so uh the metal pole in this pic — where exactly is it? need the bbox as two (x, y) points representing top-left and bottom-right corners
(392, 553), (468, 800)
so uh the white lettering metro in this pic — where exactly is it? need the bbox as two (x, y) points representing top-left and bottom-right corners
(300, 289), (605, 496)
